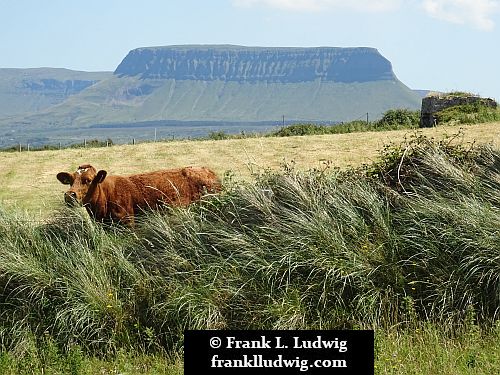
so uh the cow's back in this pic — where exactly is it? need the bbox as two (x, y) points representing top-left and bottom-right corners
(128, 166), (221, 209)
(181, 166), (221, 195)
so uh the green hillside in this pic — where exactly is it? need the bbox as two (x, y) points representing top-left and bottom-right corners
(0, 46), (422, 147)
(12, 77), (420, 127)
(0, 68), (111, 118)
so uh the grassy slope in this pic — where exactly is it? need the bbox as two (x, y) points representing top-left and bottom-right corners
(0, 68), (111, 119)
(0, 122), (498, 216)
(1, 76), (420, 131)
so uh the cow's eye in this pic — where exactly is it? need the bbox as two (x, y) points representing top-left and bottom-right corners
(82, 179), (91, 185)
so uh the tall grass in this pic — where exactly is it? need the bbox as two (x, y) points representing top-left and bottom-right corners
(0, 207), (149, 354)
(367, 135), (500, 325)
(0, 134), (499, 372)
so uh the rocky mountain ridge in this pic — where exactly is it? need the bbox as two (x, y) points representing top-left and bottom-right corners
(115, 45), (396, 83)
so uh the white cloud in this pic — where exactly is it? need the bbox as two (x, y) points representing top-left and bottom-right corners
(232, 0), (402, 13)
(233, 0), (500, 31)
(422, 0), (499, 31)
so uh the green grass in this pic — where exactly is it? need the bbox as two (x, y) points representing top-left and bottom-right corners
(436, 103), (500, 125)
(0, 345), (183, 375)
(0, 134), (499, 373)
(375, 323), (500, 374)
(0, 326), (498, 374)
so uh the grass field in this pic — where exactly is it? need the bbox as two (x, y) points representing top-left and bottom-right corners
(0, 122), (499, 374)
(1, 122), (498, 216)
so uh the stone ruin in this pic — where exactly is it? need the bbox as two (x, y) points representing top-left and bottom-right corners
(420, 93), (497, 127)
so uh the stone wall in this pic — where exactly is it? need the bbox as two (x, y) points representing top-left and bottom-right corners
(420, 94), (497, 127)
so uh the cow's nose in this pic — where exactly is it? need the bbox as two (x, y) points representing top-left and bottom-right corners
(64, 191), (78, 205)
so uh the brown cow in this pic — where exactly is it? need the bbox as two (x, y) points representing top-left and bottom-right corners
(56, 164), (221, 225)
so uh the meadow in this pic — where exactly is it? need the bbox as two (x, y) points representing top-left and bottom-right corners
(0, 121), (498, 216)
(0, 121), (499, 374)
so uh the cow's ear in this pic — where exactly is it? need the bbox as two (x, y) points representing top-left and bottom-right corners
(95, 170), (107, 184)
(57, 172), (73, 185)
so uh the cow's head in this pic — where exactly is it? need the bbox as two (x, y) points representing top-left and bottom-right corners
(56, 164), (107, 206)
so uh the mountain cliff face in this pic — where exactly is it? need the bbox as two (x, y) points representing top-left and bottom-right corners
(114, 45), (396, 83)
(22, 78), (98, 94)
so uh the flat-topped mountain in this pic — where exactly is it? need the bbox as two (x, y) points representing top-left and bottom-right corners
(0, 45), (421, 147)
(115, 45), (396, 83)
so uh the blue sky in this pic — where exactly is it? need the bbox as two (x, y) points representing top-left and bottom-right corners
(1, 0), (499, 99)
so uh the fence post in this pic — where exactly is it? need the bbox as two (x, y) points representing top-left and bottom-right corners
(59, 142), (62, 150)
(27, 143), (30, 152)
(132, 138), (135, 145)
(84, 139), (87, 148)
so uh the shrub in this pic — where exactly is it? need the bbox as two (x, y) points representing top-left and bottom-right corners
(270, 123), (331, 137)
(375, 109), (420, 129)
(270, 109), (419, 138)
(207, 130), (230, 140)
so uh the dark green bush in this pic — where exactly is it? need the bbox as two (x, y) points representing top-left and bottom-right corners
(270, 123), (331, 136)
(375, 109), (420, 128)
